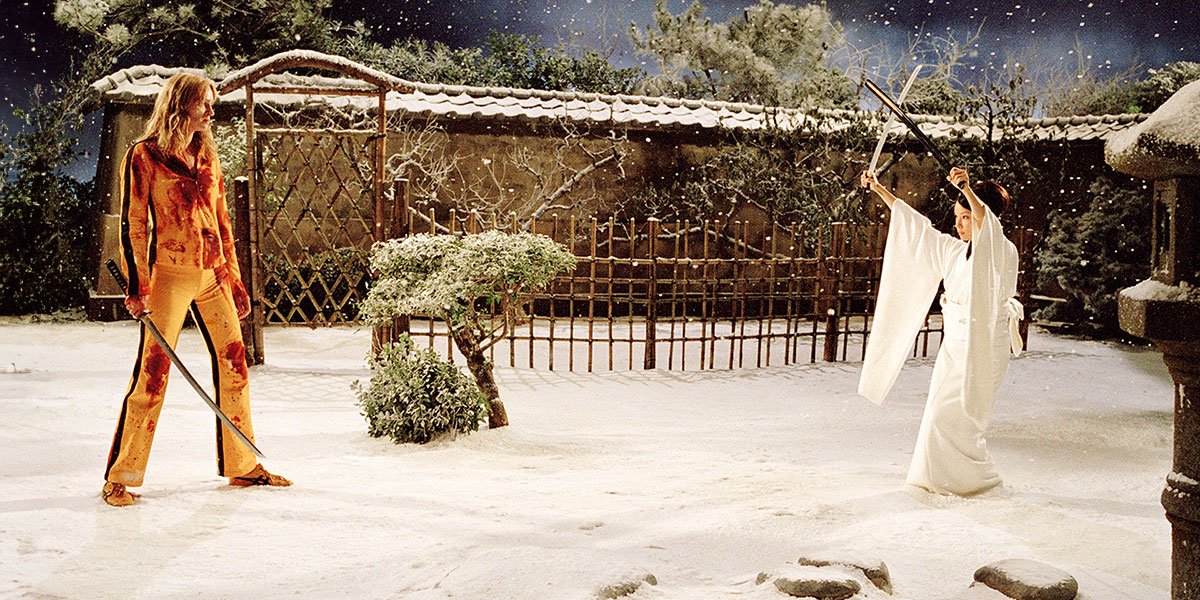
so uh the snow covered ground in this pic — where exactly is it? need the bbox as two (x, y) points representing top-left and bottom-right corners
(0, 318), (1173, 599)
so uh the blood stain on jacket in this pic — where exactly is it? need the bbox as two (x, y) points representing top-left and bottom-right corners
(202, 229), (222, 265)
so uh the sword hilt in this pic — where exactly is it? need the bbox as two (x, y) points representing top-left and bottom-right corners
(106, 259), (129, 295)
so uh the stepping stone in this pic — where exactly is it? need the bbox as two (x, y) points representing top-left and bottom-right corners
(595, 568), (657, 599)
(797, 551), (893, 594)
(974, 558), (1078, 600)
(953, 582), (1014, 599)
(759, 564), (861, 599)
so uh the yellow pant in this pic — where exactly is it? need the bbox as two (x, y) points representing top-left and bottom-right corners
(105, 264), (257, 486)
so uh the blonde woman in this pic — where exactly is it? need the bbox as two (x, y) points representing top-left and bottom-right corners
(103, 72), (289, 507)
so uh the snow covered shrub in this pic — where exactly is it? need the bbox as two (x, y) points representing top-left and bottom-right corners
(355, 334), (487, 444)
(1034, 176), (1151, 336)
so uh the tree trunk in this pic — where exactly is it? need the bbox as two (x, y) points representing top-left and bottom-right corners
(449, 324), (508, 428)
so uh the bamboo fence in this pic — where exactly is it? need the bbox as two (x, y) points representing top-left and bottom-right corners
(373, 188), (952, 372)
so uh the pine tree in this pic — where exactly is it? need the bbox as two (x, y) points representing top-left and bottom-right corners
(629, 0), (854, 108)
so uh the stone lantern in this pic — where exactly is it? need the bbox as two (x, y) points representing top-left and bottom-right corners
(1106, 79), (1200, 600)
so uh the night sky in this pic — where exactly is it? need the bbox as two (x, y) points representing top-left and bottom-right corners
(2, 0), (1197, 179)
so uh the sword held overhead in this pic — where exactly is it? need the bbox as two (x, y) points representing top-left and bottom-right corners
(868, 65), (925, 176)
(863, 76), (958, 179)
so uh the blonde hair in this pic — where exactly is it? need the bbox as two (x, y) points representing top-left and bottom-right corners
(140, 72), (218, 165)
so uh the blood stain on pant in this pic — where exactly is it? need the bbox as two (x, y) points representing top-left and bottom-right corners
(146, 419), (156, 433)
(224, 341), (248, 379)
(144, 344), (171, 396)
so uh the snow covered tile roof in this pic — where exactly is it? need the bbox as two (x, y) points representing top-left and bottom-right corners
(219, 49), (416, 94)
(89, 64), (1149, 142)
(88, 65), (210, 106)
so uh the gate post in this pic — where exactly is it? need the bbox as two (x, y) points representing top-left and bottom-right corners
(644, 218), (659, 370)
(391, 177), (411, 336)
(242, 83), (265, 365)
(233, 177), (264, 366)
(371, 177), (412, 354)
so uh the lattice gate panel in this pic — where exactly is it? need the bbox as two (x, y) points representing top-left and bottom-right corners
(254, 130), (378, 325)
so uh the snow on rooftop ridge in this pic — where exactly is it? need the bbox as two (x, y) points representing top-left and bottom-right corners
(89, 64), (206, 96)
(87, 55), (1147, 141)
(1106, 78), (1200, 179)
(91, 63), (807, 121)
(217, 49), (418, 94)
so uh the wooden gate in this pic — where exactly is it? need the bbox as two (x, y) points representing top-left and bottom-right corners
(252, 129), (378, 327)
(219, 52), (415, 364)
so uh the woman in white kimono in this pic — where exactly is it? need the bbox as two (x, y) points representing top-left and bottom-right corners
(858, 167), (1023, 496)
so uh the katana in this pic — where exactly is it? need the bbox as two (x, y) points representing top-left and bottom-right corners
(106, 259), (265, 459)
(863, 76), (954, 173)
(868, 65), (925, 176)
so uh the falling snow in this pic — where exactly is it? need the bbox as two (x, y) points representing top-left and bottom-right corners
(1, 1), (1198, 179)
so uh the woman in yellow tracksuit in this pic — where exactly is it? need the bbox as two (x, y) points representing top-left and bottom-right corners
(102, 72), (289, 507)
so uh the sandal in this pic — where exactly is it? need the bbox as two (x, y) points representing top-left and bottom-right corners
(102, 482), (137, 507)
(229, 464), (292, 487)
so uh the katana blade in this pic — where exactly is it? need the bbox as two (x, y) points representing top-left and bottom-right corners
(863, 77), (953, 172)
(869, 65), (925, 175)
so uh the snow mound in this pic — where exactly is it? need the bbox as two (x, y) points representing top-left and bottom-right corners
(1121, 279), (1194, 302)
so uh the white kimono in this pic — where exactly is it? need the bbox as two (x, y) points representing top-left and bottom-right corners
(859, 199), (1023, 496)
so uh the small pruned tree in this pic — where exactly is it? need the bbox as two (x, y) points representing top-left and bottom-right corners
(359, 231), (577, 428)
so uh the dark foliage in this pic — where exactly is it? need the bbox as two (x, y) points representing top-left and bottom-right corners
(0, 165), (95, 314)
(262, 247), (370, 323)
(1034, 176), (1152, 336)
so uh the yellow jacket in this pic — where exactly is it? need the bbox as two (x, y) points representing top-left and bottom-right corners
(118, 139), (245, 299)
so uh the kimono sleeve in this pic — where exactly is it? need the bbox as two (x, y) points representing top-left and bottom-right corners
(962, 202), (1020, 428)
(858, 199), (961, 404)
